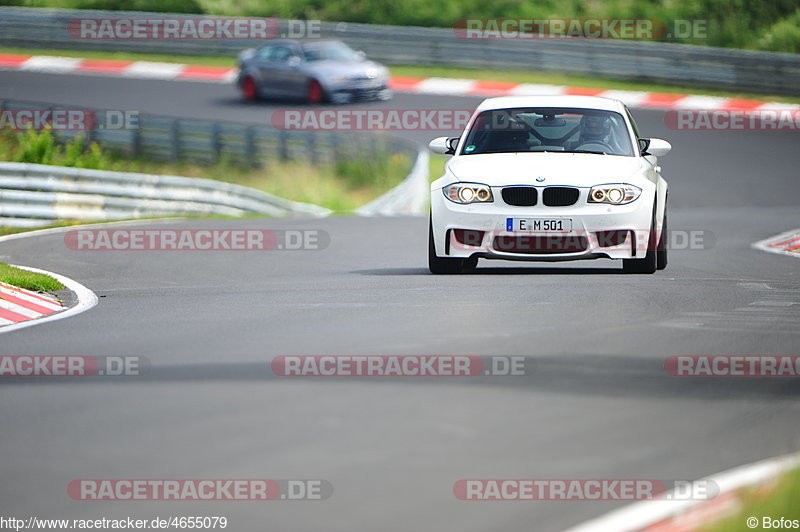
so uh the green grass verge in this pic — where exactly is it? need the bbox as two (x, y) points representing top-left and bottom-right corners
(429, 153), (447, 183)
(0, 129), (412, 213)
(0, 262), (64, 291)
(1, 45), (797, 104)
(700, 465), (800, 532)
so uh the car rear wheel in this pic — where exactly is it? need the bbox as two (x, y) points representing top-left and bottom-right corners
(307, 79), (324, 104)
(429, 218), (466, 274)
(241, 76), (258, 102)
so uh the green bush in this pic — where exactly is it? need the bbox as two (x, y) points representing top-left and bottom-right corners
(0, 0), (202, 13)
(0, 129), (109, 169)
(757, 9), (800, 53)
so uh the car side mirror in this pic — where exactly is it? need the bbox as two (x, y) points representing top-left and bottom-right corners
(639, 138), (671, 157)
(287, 56), (302, 67)
(356, 50), (366, 61)
(429, 136), (458, 155)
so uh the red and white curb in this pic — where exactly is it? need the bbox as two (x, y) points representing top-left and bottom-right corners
(0, 264), (97, 334)
(0, 53), (237, 82)
(1, 53), (796, 111)
(752, 228), (800, 259)
(0, 280), (63, 325)
(563, 452), (800, 532)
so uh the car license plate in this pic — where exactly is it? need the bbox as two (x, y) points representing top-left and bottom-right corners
(506, 218), (572, 232)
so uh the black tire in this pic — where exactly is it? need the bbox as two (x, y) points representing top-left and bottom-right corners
(429, 218), (465, 274)
(656, 209), (668, 270)
(462, 256), (479, 272)
(623, 205), (658, 274)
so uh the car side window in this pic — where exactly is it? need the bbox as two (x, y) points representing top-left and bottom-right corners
(256, 46), (273, 60)
(271, 46), (293, 63)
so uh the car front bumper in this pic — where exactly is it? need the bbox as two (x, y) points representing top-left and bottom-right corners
(430, 186), (658, 262)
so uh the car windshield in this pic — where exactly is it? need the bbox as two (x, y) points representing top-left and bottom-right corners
(303, 42), (361, 62)
(460, 108), (634, 156)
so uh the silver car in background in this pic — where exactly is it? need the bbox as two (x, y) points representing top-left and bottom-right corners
(237, 40), (392, 104)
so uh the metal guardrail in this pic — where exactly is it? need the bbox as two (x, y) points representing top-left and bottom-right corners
(0, 7), (799, 95)
(0, 162), (333, 227)
(0, 98), (422, 226)
(0, 100), (416, 169)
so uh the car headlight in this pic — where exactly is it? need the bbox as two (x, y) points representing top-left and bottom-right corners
(588, 184), (641, 205)
(443, 182), (494, 204)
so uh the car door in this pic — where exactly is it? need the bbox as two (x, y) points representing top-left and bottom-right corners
(266, 44), (307, 97)
(250, 45), (277, 93)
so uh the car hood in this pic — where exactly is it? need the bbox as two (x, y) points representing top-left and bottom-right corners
(305, 60), (386, 80)
(445, 152), (646, 187)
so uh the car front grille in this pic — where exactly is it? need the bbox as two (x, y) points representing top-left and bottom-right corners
(501, 186), (538, 206)
(542, 187), (580, 206)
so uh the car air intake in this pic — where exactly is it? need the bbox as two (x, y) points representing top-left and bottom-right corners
(543, 187), (580, 206)
(492, 235), (589, 254)
(502, 186), (537, 206)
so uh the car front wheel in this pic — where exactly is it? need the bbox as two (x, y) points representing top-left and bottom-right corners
(623, 209), (659, 274)
(656, 209), (668, 270)
(429, 218), (467, 274)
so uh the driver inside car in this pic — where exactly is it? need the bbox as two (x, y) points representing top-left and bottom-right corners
(568, 115), (614, 151)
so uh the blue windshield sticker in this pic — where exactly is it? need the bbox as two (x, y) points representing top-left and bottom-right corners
(465, 145), (476, 153)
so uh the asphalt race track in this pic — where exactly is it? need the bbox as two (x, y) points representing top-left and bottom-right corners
(0, 71), (799, 531)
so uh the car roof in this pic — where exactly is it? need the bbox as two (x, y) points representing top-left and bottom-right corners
(475, 96), (626, 113)
(258, 39), (342, 48)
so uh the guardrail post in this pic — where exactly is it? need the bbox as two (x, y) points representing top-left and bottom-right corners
(131, 123), (141, 158)
(330, 133), (340, 165)
(170, 120), (180, 162)
(245, 126), (257, 168)
(211, 123), (222, 164)
(84, 109), (95, 148)
(306, 133), (318, 165)
(278, 130), (289, 161)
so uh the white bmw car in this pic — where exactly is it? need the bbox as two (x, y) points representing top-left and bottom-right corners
(428, 95), (671, 274)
